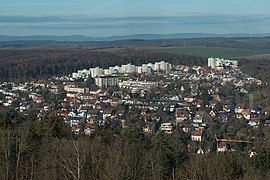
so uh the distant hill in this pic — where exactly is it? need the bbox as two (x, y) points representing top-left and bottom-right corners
(1, 33), (270, 42)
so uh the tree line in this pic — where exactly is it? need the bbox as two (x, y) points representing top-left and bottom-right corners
(0, 110), (270, 180)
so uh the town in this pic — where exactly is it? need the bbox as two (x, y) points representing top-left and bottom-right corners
(0, 57), (267, 155)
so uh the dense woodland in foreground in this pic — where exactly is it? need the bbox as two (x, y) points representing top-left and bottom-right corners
(0, 111), (270, 180)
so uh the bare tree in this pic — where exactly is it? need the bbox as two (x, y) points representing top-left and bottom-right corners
(59, 138), (87, 180)
(0, 127), (13, 180)
(15, 123), (31, 180)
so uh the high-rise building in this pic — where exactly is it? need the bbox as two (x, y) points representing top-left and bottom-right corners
(90, 67), (104, 78)
(95, 75), (119, 88)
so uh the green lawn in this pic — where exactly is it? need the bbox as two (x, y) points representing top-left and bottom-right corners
(149, 46), (270, 58)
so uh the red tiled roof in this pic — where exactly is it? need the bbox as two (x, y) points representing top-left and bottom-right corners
(241, 109), (251, 115)
(218, 142), (227, 148)
(191, 130), (203, 136)
(236, 103), (245, 109)
(195, 111), (205, 116)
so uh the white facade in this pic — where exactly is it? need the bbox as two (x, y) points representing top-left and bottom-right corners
(104, 69), (112, 75)
(155, 61), (172, 72)
(72, 61), (172, 79)
(90, 67), (104, 78)
(109, 66), (122, 74)
(122, 63), (136, 74)
(160, 123), (175, 134)
(95, 75), (119, 88)
(208, 57), (238, 69)
(72, 69), (91, 79)
(137, 66), (143, 74)
(118, 80), (158, 92)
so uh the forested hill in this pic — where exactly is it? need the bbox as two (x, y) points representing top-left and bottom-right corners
(0, 49), (206, 81)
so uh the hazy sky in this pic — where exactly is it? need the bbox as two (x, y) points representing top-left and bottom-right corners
(1, 0), (270, 36)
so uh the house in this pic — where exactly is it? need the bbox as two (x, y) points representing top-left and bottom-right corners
(249, 151), (257, 158)
(33, 80), (46, 88)
(57, 110), (69, 120)
(264, 120), (270, 127)
(19, 102), (30, 112)
(175, 108), (189, 124)
(140, 108), (150, 115)
(160, 123), (175, 134)
(48, 84), (59, 93)
(103, 108), (115, 119)
(217, 142), (228, 152)
(143, 122), (156, 134)
(215, 113), (230, 122)
(142, 114), (152, 122)
(71, 124), (81, 134)
(196, 147), (205, 154)
(124, 98), (136, 105)
(209, 101), (217, 109)
(43, 103), (51, 111)
(31, 94), (44, 103)
(115, 109), (125, 117)
(182, 125), (191, 133)
(209, 110), (217, 118)
(262, 108), (270, 116)
(192, 100), (203, 108)
(63, 97), (80, 104)
(193, 111), (206, 123)
(211, 94), (221, 101)
(184, 96), (195, 103)
(151, 114), (161, 122)
(241, 109), (251, 120)
(84, 123), (95, 135)
(80, 93), (92, 100)
(88, 109), (101, 120)
(197, 67), (208, 74)
(37, 111), (46, 120)
(66, 116), (84, 127)
(79, 106), (89, 113)
(119, 119), (128, 128)
(248, 118), (260, 127)
(110, 97), (122, 106)
(191, 130), (203, 142)
(223, 104), (232, 112)
(235, 103), (245, 114)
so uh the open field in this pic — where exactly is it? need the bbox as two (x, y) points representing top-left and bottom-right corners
(241, 54), (270, 60)
(148, 46), (270, 58)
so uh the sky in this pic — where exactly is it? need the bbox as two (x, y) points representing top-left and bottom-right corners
(0, 0), (270, 36)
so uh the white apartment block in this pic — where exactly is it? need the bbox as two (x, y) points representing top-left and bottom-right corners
(95, 75), (119, 88)
(208, 57), (238, 69)
(72, 61), (172, 79)
(118, 80), (158, 93)
(155, 61), (172, 72)
(72, 69), (91, 79)
(121, 63), (136, 74)
(160, 123), (175, 134)
(90, 67), (104, 78)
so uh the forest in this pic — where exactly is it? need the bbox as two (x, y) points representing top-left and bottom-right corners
(0, 49), (206, 82)
(0, 110), (270, 180)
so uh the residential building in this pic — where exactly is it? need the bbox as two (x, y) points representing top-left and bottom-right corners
(160, 123), (175, 134)
(95, 75), (119, 88)
(191, 130), (203, 142)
